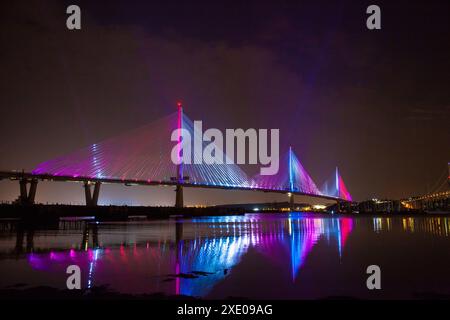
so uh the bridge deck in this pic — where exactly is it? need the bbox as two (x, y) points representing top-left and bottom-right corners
(0, 170), (342, 202)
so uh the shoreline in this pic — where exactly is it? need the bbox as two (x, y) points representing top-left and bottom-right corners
(0, 203), (446, 223)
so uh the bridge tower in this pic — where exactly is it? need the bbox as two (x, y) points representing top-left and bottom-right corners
(288, 146), (295, 209)
(174, 102), (185, 208)
(335, 166), (341, 213)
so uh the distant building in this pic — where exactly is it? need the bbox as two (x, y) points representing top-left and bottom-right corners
(358, 199), (403, 213)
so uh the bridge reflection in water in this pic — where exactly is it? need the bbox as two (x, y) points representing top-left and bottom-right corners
(11, 214), (353, 297)
(173, 216), (353, 295)
(3, 214), (450, 298)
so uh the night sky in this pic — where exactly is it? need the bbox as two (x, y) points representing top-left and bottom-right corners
(1, 0), (449, 205)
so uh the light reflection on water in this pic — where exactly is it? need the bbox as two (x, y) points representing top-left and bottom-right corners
(1, 213), (450, 299)
(371, 216), (450, 236)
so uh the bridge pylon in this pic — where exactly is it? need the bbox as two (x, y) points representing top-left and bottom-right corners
(17, 178), (38, 205)
(288, 192), (294, 210)
(84, 181), (101, 206)
(173, 101), (188, 208)
(175, 185), (184, 208)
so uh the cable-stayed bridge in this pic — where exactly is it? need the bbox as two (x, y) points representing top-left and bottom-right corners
(0, 105), (352, 207)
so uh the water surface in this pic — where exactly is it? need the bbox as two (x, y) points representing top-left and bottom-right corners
(1, 213), (450, 299)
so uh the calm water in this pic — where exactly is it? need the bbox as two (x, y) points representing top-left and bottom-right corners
(1, 213), (450, 299)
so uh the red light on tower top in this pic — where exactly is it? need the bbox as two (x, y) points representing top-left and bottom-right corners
(177, 101), (182, 108)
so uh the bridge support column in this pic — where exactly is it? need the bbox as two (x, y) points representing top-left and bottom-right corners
(18, 178), (38, 205)
(175, 185), (184, 208)
(84, 182), (92, 206)
(84, 182), (101, 206)
(28, 179), (38, 203)
(336, 200), (341, 213)
(288, 192), (294, 210)
(92, 182), (101, 206)
(19, 179), (28, 203)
